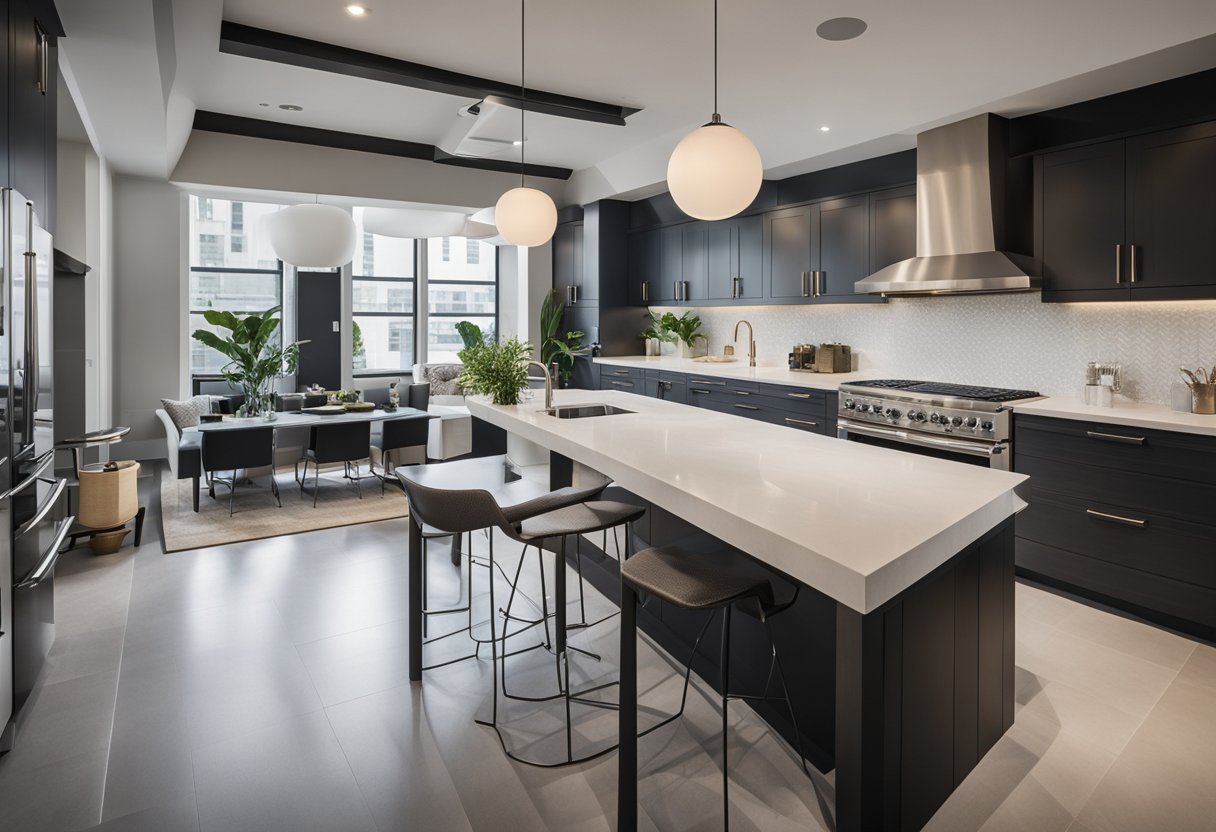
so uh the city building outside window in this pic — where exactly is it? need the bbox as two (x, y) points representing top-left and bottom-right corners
(426, 237), (496, 364)
(352, 207), (416, 375)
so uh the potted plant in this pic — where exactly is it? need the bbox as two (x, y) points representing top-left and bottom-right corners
(540, 289), (589, 387)
(640, 310), (678, 356)
(670, 311), (707, 358)
(457, 336), (533, 406)
(455, 320), (487, 350)
(191, 306), (306, 418)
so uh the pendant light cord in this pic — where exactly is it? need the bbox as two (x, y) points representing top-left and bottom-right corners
(520, 0), (526, 188)
(713, 0), (718, 118)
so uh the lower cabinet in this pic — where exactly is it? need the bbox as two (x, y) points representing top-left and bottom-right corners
(1013, 414), (1216, 639)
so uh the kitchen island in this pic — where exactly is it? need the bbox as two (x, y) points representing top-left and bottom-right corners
(457, 389), (1028, 832)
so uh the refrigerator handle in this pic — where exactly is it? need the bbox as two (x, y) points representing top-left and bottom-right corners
(25, 203), (38, 443)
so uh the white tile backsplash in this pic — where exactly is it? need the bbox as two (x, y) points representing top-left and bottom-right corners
(651, 295), (1216, 404)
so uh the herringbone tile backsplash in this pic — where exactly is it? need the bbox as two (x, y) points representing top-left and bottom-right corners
(656, 295), (1216, 404)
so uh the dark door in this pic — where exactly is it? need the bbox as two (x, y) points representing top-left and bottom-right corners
(9, 0), (49, 220)
(297, 270), (342, 390)
(679, 223), (707, 303)
(707, 215), (763, 301)
(1038, 140), (1129, 299)
(552, 222), (577, 306)
(870, 185), (917, 273)
(815, 195), (873, 302)
(657, 225), (682, 302)
(627, 228), (660, 306)
(1127, 122), (1216, 292)
(764, 204), (816, 299)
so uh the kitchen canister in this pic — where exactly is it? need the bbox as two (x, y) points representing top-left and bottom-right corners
(1192, 383), (1216, 415)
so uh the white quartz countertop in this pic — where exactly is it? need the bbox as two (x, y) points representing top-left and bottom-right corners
(1013, 396), (1216, 437)
(468, 389), (1027, 614)
(594, 355), (885, 391)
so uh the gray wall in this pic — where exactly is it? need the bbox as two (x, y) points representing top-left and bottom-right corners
(113, 175), (187, 459)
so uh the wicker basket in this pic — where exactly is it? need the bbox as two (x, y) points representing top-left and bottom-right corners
(78, 461), (140, 529)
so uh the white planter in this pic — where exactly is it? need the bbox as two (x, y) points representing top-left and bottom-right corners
(659, 340), (678, 356)
(678, 341), (706, 359)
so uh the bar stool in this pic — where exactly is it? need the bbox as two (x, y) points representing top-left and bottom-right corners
(620, 544), (809, 830)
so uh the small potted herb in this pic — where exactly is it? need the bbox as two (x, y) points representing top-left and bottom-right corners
(669, 311), (707, 358)
(640, 310), (678, 356)
(457, 337), (533, 406)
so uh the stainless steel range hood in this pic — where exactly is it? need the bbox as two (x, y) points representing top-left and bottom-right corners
(857, 113), (1040, 296)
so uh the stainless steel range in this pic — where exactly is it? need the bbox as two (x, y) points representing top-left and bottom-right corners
(836, 380), (1043, 470)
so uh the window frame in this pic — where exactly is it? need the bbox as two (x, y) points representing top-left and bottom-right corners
(188, 264), (285, 375)
(352, 251), (418, 379)
(422, 239), (499, 365)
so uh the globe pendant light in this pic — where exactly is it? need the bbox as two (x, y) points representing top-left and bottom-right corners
(666, 0), (762, 221)
(494, 0), (557, 247)
(266, 201), (357, 268)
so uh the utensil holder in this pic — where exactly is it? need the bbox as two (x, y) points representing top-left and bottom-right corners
(1192, 383), (1216, 415)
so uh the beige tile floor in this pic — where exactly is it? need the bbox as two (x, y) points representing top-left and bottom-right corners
(0, 470), (1212, 831)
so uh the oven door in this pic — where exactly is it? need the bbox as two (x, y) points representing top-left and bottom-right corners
(837, 419), (1011, 470)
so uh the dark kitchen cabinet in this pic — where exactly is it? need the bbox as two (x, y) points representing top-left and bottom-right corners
(643, 371), (687, 405)
(707, 214), (763, 300)
(1, 0), (8, 187)
(814, 195), (878, 303)
(764, 204), (816, 299)
(870, 185), (917, 273)
(552, 221), (585, 307)
(627, 227), (660, 306)
(657, 225), (682, 302)
(677, 223), (706, 303)
(8, 0), (54, 225)
(1036, 140), (1129, 301)
(1126, 121), (1216, 295)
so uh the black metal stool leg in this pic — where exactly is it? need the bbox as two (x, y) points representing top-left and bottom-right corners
(764, 618), (809, 774)
(721, 603), (732, 832)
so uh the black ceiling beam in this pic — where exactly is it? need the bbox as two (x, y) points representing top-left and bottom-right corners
(219, 21), (639, 127)
(191, 110), (573, 181)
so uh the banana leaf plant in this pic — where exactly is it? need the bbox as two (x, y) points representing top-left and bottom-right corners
(191, 306), (307, 416)
(539, 288), (588, 386)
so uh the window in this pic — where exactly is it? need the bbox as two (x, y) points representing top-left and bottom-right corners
(188, 196), (285, 374)
(352, 207), (416, 375)
(426, 237), (497, 364)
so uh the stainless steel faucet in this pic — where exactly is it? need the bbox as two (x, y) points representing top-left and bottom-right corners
(734, 320), (756, 367)
(527, 360), (554, 410)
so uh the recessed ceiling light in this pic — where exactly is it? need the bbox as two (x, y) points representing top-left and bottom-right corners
(279, 104), (304, 111)
(819, 126), (831, 132)
(345, 4), (369, 16)
(816, 17), (867, 41)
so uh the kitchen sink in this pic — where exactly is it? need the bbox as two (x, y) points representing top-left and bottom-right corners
(543, 403), (634, 419)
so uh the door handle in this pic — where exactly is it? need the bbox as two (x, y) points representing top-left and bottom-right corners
(17, 516), (74, 589)
(786, 392), (812, 399)
(732, 390), (752, 396)
(690, 388), (711, 395)
(1085, 430), (1145, 445)
(1129, 244), (1138, 283)
(784, 417), (819, 428)
(682, 281), (690, 301)
(800, 272), (809, 297)
(2, 450), (54, 500)
(1115, 244), (1123, 284)
(734, 404), (759, 411)
(572, 284), (578, 304)
(608, 381), (631, 388)
(16, 476), (66, 538)
(816, 271), (825, 296)
(641, 281), (649, 303)
(36, 26), (48, 95)
(1086, 509), (1147, 529)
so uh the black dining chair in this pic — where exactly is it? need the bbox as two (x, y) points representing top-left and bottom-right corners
(302, 420), (373, 506)
(371, 416), (430, 494)
(201, 426), (280, 515)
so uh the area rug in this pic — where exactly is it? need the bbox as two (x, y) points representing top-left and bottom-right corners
(159, 468), (408, 553)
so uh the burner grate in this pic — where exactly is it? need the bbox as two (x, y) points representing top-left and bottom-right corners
(851, 380), (1040, 403)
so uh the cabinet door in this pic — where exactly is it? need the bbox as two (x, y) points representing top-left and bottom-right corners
(679, 223), (707, 303)
(0, 0), (8, 187)
(814, 195), (872, 302)
(572, 223), (593, 302)
(1038, 141), (1129, 299)
(627, 229), (660, 306)
(552, 222), (577, 306)
(764, 205), (816, 299)
(1127, 122), (1216, 292)
(657, 225), (683, 301)
(708, 216), (763, 300)
(9, 0), (48, 219)
(870, 185), (917, 273)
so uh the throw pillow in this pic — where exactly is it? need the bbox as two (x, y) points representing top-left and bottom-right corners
(427, 365), (463, 397)
(160, 395), (214, 433)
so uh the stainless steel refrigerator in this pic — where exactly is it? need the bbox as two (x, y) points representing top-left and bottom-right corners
(1, 187), (68, 750)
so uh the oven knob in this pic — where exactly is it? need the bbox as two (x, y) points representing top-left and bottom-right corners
(885, 408), (902, 419)
(981, 420), (994, 431)
(910, 410), (926, 422)
(863, 404), (876, 413)
(844, 398), (856, 409)
(950, 416), (963, 427)
(964, 417), (979, 428)
(929, 412), (943, 423)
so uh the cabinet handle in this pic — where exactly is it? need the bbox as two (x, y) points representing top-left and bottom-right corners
(1086, 509), (1147, 529)
(609, 381), (631, 388)
(786, 392), (812, 399)
(800, 272), (809, 297)
(36, 26), (48, 95)
(734, 404), (759, 411)
(732, 390), (751, 396)
(608, 370), (631, 376)
(784, 417), (819, 428)
(674, 281), (680, 301)
(641, 281), (649, 302)
(1114, 244), (1123, 284)
(690, 388), (711, 395)
(1129, 244), (1138, 283)
(1085, 430), (1145, 445)
(573, 284), (579, 303)
(683, 280), (690, 301)
(817, 271), (825, 296)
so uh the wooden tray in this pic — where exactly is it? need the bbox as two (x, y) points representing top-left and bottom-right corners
(301, 405), (347, 415)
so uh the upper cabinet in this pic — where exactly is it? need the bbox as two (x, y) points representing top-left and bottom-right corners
(764, 205), (816, 299)
(627, 227), (660, 306)
(8, 0), (56, 227)
(1037, 120), (1216, 302)
(552, 221), (584, 306)
(814, 194), (878, 303)
(870, 185), (917, 274)
(706, 214), (762, 300)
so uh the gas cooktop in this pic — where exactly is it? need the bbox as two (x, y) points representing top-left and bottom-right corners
(842, 380), (1041, 403)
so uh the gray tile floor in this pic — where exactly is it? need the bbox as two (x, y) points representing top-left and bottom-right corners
(0, 468), (1213, 831)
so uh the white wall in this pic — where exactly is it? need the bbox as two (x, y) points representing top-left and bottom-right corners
(663, 295), (1216, 405)
(112, 175), (188, 458)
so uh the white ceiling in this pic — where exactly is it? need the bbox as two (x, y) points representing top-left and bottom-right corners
(55, 0), (1216, 205)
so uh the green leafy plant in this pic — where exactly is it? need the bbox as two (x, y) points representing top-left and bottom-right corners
(351, 320), (366, 369)
(457, 337), (533, 406)
(455, 320), (486, 350)
(669, 311), (706, 348)
(539, 289), (588, 386)
(191, 306), (307, 416)
(639, 309), (678, 344)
